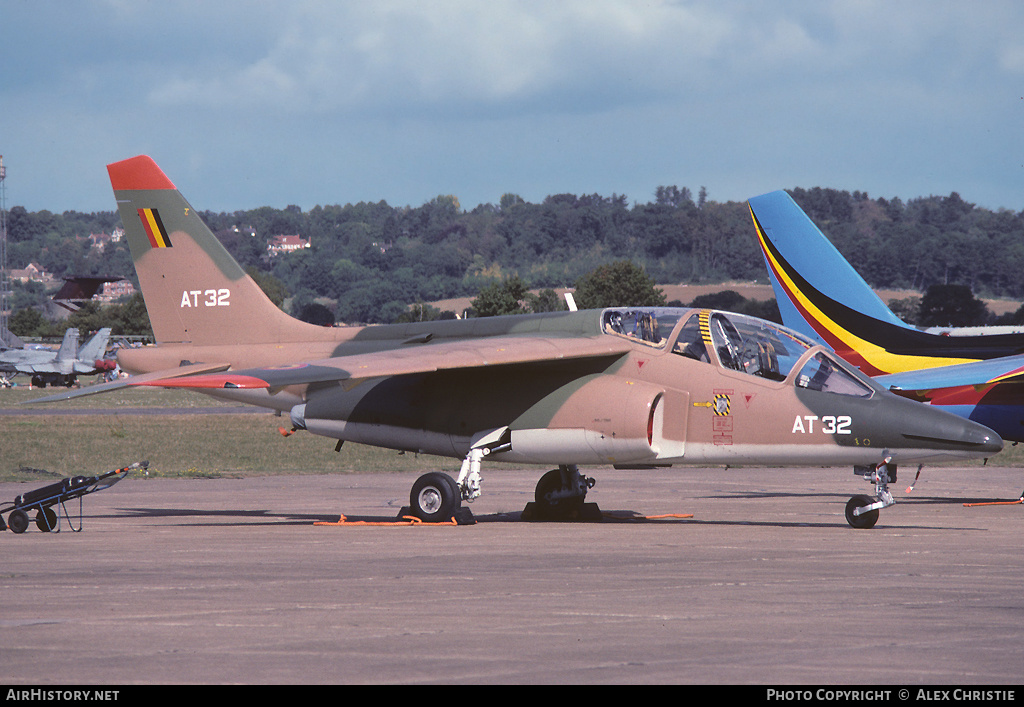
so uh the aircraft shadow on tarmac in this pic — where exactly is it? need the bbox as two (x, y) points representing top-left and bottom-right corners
(115, 507), (341, 526)
(111, 506), (699, 527)
(102, 496), (1012, 530)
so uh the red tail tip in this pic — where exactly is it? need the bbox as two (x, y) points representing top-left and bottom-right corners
(107, 155), (176, 191)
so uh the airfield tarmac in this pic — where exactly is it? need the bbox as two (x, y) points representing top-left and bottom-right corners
(1, 465), (1022, 685)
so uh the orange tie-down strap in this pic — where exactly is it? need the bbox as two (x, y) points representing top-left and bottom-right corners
(603, 512), (694, 522)
(313, 511), (694, 526)
(964, 496), (1023, 508)
(315, 515), (458, 527)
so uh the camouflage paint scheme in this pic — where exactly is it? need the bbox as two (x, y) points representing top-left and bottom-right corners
(34, 157), (1003, 526)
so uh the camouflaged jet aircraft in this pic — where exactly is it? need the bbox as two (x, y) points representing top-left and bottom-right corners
(32, 157), (1004, 528)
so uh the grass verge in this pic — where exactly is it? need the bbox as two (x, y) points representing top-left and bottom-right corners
(2, 385), (462, 481)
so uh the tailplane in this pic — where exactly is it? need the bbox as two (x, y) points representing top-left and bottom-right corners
(107, 156), (324, 346)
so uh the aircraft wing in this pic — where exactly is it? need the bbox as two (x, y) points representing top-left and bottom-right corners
(875, 354), (1024, 392)
(130, 335), (633, 392)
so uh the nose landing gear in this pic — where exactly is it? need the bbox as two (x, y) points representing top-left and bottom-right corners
(847, 458), (897, 529)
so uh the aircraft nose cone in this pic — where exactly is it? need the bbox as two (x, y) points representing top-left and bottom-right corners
(968, 425), (1004, 455)
(901, 405), (1003, 457)
(951, 422), (1003, 455)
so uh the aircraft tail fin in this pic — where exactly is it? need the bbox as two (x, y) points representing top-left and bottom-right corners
(748, 190), (910, 336)
(56, 328), (80, 362)
(1, 326), (25, 349)
(747, 190), (995, 376)
(107, 156), (324, 346)
(748, 191), (919, 373)
(77, 327), (111, 362)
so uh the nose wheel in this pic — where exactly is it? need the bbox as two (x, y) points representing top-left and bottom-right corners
(845, 494), (879, 529)
(847, 459), (896, 529)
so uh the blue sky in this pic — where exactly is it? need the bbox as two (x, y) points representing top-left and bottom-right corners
(2, 1), (1022, 214)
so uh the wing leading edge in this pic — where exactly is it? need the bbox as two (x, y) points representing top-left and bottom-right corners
(130, 335), (633, 392)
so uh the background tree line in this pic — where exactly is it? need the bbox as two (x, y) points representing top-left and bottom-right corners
(5, 185), (1024, 334)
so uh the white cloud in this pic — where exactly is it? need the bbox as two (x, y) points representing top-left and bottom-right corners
(1000, 45), (1024, 74)
(146, 1), (754, 116)
(5, 1), (1024, 211)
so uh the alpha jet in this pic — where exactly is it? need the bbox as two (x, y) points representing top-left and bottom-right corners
(34, 156), (1002, 528)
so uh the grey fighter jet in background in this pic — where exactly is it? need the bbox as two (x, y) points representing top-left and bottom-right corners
(1, 327), (114, 387)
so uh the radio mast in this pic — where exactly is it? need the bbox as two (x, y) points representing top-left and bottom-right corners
(0, 155), (9, 344)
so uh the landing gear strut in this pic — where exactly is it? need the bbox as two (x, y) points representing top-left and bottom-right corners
(846, 458), (897, 529)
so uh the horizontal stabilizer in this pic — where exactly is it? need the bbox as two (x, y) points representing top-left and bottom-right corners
(876, 354), (1024, 392)
(25, 361), (232, 404)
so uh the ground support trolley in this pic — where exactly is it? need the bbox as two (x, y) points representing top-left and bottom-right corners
(1, 461), (146, 534)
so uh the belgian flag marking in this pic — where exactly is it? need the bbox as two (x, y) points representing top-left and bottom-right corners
(138, 208), (172, 248)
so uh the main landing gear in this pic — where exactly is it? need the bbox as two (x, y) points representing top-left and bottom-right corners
(402, 463), (601, 524)
(846, 458), (897, 529)
(401, 445), (491, 524)
(404, 471), (475, 525)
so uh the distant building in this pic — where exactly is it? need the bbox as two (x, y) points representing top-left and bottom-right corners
(267, 235), (310, 255)
(10, 262), (56, 285)
(86, 228), (124, 251)
(95, 280), (136, 302)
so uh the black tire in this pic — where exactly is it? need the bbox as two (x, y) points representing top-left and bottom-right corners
(845, 494), (879, 529)
(534, 468), (583, 514)
(36, 507), (57, 532)
(535, 469), (562, 508)
(440, 472), (462, 502)
(409, 472), (460, 523)
(8, 509), (30, 534)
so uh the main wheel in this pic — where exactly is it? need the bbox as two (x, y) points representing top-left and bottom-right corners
(410, 472), (460, 523)
(845, 494), (879, 529)
(36, 507), (57, 532)
(8, 509), (30, 534)
(534, 468), (584, 516)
